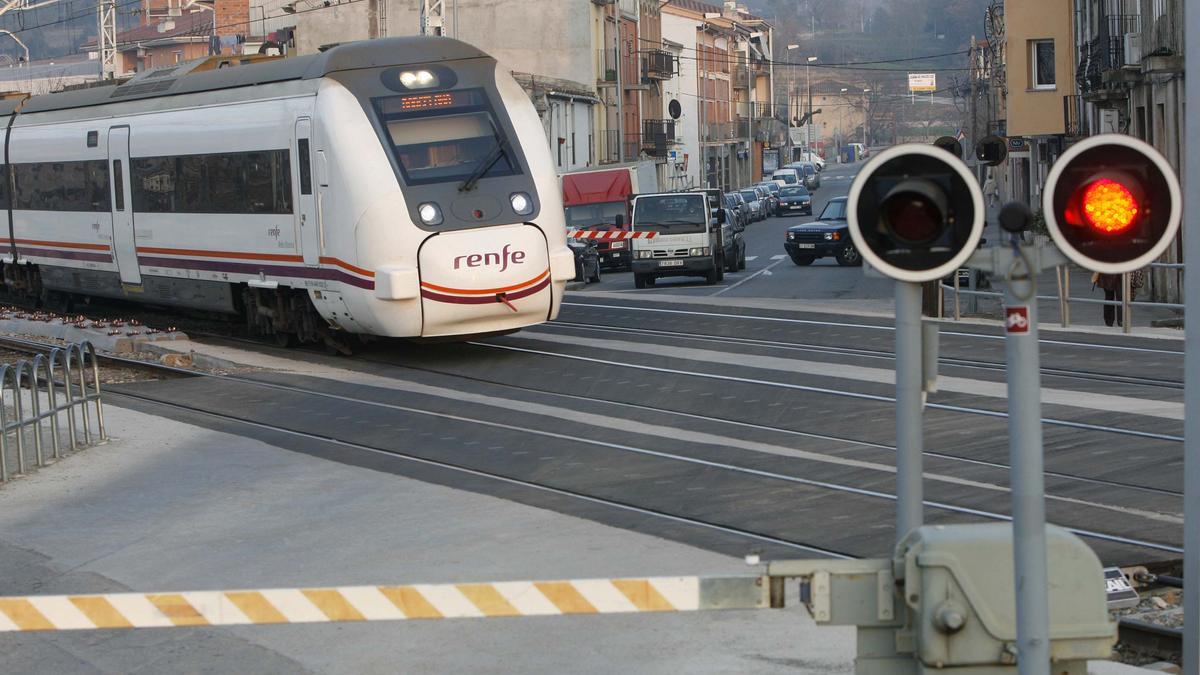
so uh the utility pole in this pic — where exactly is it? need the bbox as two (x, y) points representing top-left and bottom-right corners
(420, 0), (453, 37)
(1183, 1), (1200, 671)
(615, 31), (625, 164)
(97, 0), (116, 79)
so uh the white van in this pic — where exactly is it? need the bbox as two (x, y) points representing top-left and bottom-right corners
(771, 168), (801, 187)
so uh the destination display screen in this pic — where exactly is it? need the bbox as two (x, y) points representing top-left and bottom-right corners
(380, 89), (484, 115)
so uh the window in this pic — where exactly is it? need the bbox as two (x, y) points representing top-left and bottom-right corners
(372, 88), (519, 186)
(1030, 40), (1055, 90)
(297, 139), (312, 195)
(131, 150), (292, 214)
(174, 51), (183, 64)
(12, 160), (110, 212)
(112, 160), (124, 211)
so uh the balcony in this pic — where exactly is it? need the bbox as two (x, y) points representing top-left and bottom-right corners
(643, 50), (675, 81)
(702, 122), (735, 142)
(641, 119), (675, 158)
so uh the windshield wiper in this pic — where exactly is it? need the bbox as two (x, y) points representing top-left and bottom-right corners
(459, 131), (509, 193)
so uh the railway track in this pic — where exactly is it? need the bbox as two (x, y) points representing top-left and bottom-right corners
(0, 333), (1179, 563)
(543, 320), (1185, 391)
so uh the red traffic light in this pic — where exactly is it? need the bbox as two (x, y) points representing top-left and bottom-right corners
(1043, 135), (1180, 275)
(1076, 178), (1139, 234)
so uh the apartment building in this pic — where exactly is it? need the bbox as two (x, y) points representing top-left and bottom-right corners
(662, 0), (775, 191)
(1071, 0), (1184, 301)
(1000, 0), (1078, 210)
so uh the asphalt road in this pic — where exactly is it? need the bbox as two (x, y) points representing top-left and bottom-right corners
(583, 158), (894, 302)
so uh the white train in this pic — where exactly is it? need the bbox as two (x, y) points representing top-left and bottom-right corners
(0, 37), (574, 345)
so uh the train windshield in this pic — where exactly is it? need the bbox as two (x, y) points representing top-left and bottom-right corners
(374, 89), (519, 186)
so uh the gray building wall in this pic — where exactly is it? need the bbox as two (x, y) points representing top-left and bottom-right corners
(383, 0), (599, 91)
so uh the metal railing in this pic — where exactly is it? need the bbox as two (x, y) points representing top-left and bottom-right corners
(642, 49), (675, 80)
(0, 342), (106, 483)
(939, 262), (1184, 334)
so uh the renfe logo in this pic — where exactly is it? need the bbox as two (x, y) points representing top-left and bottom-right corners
(454, 244), (526, 272)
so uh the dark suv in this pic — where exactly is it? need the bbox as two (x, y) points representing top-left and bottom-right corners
(783, 196), (861, 266)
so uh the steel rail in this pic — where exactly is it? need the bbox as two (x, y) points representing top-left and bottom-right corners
(544, 321), (1185, 390)
(562, 302), (1186, 356)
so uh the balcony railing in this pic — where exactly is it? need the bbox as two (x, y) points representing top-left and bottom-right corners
(643, 49), (675, 80)
(641, 119), (675, 158)
(702, 122), (735, 142)
(1100, 13), (1142, 69)
(1063, 94), (1087, 138)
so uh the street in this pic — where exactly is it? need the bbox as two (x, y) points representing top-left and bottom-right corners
(583, 159), (894, 305)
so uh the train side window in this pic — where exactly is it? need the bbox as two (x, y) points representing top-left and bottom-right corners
(12, 160), (109, 212)
(176, 155), (206, 212)
(131, 157), (174, 212)
(112, 160), (124, 211)
(245, 150), (292, 214)
(0, 165), (8, 209)
(297, 138), (312, 195)
(206, 154), (246, 213)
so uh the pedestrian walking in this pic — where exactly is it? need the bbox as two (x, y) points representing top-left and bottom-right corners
(981, 169), (1000, 207)
(1094, 272), (1122, 327)
(1093, 270), (1145, 327)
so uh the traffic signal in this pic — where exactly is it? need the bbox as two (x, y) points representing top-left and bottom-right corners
(847, 144), (984, 283)
(933, 136), (963, 159)
(975, 135), (1007, 166)
(1042, 134), (1181, 275)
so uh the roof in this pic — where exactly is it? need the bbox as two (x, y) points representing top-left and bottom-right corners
(664, 0), (763, 22)
(2, 36), (491, 118)
(81, 11), (212, 50)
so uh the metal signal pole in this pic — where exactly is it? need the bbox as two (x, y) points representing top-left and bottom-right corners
(1183, 1), (1199, 671)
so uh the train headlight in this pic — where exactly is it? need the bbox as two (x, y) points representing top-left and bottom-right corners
(399, 70), (438, 89)
(418, 202), (443, 226)
(510, 192), (533, 216)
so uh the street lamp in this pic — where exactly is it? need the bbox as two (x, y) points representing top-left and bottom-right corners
(839, 88), (848, 160)
(862, 88), (872, 146)
(806, 56), (817, 156)
(787, 44), (799, 161)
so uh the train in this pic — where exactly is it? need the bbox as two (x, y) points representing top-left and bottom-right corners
(0, 36), (574, 346)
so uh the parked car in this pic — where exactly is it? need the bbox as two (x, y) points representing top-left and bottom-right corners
(793, 153), (826, 171)
(752, 185), (774, 217)
(755, 182), (780, 214)
(724, 192), (750, 229)
(721, 208), (747, 272)
(777, 185), (813, 216)
(720, 190), (748, 227)
(796, 162), (820, 190)
(568, 238), (602, 283)
(739, 188), (765, 221)
(771, 168), (802, 188)
(783, 196), (861, 266)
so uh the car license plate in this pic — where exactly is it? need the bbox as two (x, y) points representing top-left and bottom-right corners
(790, 205), (803, 209)
(659, 259), (684, 267)
(796, 243), (816, 249)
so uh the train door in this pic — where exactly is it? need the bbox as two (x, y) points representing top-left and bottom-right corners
(294, 118), (319, 265)
(107, 127), (141, 286)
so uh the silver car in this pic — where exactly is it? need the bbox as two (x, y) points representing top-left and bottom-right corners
(739, 188), (764, 221)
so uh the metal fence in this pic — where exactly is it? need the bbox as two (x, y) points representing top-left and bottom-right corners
(0, 342), (106, 483)
(939, 262), (1183, 334)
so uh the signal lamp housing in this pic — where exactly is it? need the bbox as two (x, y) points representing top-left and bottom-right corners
(1043, 134), (1181, 275)
(847, 144), (984, 283)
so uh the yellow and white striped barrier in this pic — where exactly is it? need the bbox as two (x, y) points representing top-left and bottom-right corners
(0, 575), (770, 632)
